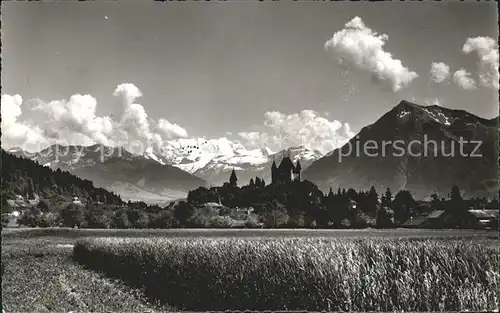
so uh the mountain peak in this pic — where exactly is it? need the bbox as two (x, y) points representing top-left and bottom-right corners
(397, 100), (421, 108)
(391, 100), (454, 125)
(303, 102), (497, 199)
(7, 146), (23, 153)
(392, 100), (422, 114)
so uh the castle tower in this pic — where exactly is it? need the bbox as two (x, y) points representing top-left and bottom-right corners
(229, 168), (238, 187)
(271, 159), (278, 184)
(278, 156), (294, 184)
(294, 160), (301, 181)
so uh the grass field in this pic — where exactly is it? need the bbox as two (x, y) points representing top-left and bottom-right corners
(1, 234), (171, 313)
(2, 228), (499, 312)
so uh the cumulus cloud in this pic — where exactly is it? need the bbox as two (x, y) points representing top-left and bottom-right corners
(462, 36), (499, 89)
(325, 16), (418, 92)
(238, 132), (262, 144)
(1, 94), (47, 151)
(32, 94), (114, 146)
(238, 110), (355, 155)
(429, 62), (451, 83)
(156, 118), (188, 140)
(1, 94), (23, 128)
(423, 98), (442, 107)
(112, 83), (152, 143)
(119, 103), (152, 141)
(112, 84), (188, 147)
(453, 69), (477, 90)
(113, 83), (142, 107)
(1, 83), (189, 152)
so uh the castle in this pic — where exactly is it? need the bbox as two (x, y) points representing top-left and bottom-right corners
(271, 156), (301, 185)
(226, 156), (301, 187)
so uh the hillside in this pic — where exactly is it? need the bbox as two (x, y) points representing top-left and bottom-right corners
(1, 149), (123, 205)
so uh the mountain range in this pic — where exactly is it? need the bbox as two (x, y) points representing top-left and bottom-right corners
(8, 140), (322, 203)
(144, 138), (321, 186)
(6, 100), (498, 202)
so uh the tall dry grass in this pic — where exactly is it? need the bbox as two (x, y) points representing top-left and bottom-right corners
(73, 237), (499, 311)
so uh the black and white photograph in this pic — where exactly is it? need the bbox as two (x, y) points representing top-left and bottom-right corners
(1, 1), (498, 312)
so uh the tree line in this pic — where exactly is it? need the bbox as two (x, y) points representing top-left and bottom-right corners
(2, 150), (495, 229)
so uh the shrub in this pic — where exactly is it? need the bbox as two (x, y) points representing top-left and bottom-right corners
(376, 206), (396, 228)
(340, 218), (352, 228)
(262, 209), (289, 228)
(186, 211), (207, 228)
(148, 210), (178, 229)
(85, 204), (111, 229)
(127, 209), (149, 229)
(207, 215), (233, 228)
(37, 199), (50, 213)
(244, 215), (261, 228)
(287, 213), (306, 228)
(1, 213), (11, 228)
(59, 203), (85, 228)
(73, 237), (499, 312)
(173, 201), (195, 226)
(353, 212), (375, 228)
(18, 207), (42, 227)
(39, 212), (59, 228)
(111, 210), (131, 229)
(2, 203), (13, 214)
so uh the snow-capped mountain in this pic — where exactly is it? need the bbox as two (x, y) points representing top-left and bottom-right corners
(142, 138), (271, 172)
(192, 145), (322, 186)
(12, 144), (206, 204)
(9, 138), (322, 203)
(141, 137), (322, 186)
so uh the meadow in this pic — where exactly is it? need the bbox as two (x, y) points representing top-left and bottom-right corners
(1, 234), (171, 313)
(2, 228), (499, 312)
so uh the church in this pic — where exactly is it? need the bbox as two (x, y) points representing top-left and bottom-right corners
(271, 156), (301, 185)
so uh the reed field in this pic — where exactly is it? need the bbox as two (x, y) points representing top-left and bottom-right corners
(73, 236), (500, 312)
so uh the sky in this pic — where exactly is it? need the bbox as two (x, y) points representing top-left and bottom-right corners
(1, 1), (498, 153)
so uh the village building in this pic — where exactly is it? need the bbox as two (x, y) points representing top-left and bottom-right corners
(402, 209), (491, 229)
(230, 207), (255, 220)
(468, 209), (499, 229)
(199, 201), (227, 216)
(72, 196), (82, 204)
(349, 200), (358, 210)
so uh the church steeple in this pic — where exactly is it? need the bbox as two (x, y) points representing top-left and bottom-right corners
(229, 168), (238, 187)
